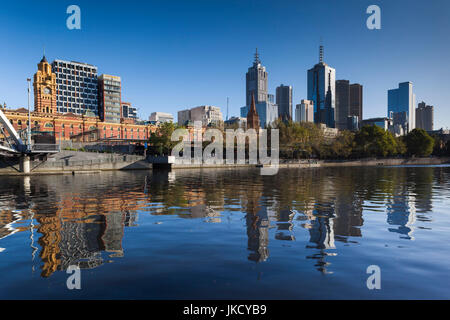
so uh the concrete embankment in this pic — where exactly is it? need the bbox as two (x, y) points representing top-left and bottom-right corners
(0, 151), (449, 176)
(168, 157), (450, 169)
(0, 150), (150, 175)
(277, 157), (450, 169)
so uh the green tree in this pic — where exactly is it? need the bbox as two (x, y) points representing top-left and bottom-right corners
(149, 122), (179, 156)
(354, 125), (400, 157)
(404, 128), (434, 157)
(328, 130), (355, 159)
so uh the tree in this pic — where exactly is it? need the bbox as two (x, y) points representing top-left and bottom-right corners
(354, 125), (401, 157)
(404, 128), (434, 157)
(148, 122), (179, 156)
(328, 130), (355, 159)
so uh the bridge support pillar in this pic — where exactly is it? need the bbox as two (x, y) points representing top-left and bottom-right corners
(20, 156), (30, 174)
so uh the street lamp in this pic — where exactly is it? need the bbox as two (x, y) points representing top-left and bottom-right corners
(27, 78), (32, 152)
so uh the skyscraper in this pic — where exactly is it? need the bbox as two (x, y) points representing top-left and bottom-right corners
(98, 74), (121, 123)
(295, 100), (314, 123)
(246, 49), (268, 106)
(335, 80), (350, 130)
(307, 45), (336, 128)
(276, 84), (293, 120)
(349, 83), (363, 126)
(416, 102), (434, 131)
(51, 59), (98, 116)
(335, 81), (363, 130)
(388, 82), (416, 133)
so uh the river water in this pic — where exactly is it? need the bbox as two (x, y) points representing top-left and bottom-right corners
(0, 166), (449, 299)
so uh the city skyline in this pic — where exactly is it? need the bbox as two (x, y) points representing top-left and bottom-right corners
(1, 0), (449, 129)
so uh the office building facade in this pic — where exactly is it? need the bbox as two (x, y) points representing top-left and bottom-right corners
(307, 45), (336, 128)
(335, 80), (350, 130)
(51, 59), (98, 116)
(335, 81), (363, 130)
(388, 82), (416, 133)
(150, 112), (174, 124)
(240, 101), (278, 128)
(416, 102), (434, 131)
(362, 117), (393, 131)
(121, 102), (137, 120)
(349, 83), (363, 126)
(276, 84), (293, 120)
(295, 99), (314, 123)
(98, 74), (121, 123)
(178, 106), (223, 127)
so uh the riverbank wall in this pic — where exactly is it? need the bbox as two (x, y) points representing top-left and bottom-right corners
(0, 151), (150, 176)
(0, 151), (449, 176)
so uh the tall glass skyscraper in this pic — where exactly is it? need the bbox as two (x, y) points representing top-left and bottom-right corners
(276, 84), (293, 120)
(388, 82), (416, 133)
(307, 45), (336, 128)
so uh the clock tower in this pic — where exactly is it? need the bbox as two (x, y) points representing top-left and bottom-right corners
(33, 55), (57, 114)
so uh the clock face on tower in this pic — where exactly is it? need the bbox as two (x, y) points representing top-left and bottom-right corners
(43, 87), (51, 94)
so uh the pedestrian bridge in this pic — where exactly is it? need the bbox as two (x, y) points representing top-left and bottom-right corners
(0, 108), (59, 172)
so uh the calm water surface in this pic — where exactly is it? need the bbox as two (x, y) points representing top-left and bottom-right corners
(1, 166), (450, 299)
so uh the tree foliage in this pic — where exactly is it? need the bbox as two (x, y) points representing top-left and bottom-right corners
(404, 128), (434, 157)
(353, 125), (403, 157)
(148, 122), (179, 156)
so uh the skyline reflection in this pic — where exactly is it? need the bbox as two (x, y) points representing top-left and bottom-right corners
(0, 166), (448, 279)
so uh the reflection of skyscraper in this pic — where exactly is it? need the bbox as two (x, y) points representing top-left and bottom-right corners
(275, 209), (295, 241)
(243, 185), (269, 263)
(386, 193), (416, 240)
(307, 45), (336, 128)
(305, 213), (336, 274)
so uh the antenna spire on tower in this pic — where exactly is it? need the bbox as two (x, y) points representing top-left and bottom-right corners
(319, 41), (324, 63)
(254, 48), (261, 64)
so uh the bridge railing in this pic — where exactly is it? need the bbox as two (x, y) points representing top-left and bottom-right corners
(32, 144), (60, 153)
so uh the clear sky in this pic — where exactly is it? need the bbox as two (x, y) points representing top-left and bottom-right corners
(1, 0), (449, 128)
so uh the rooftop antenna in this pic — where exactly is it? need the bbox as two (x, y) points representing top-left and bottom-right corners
(226, 97), (229, 121)
(319, 38), (324, 63)
(254, 48), (261, 64)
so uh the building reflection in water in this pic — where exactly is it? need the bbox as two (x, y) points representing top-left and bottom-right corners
(0, 166), (441, 277)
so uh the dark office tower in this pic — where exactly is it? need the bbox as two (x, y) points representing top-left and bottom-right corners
(349, 83), (363, 125)
(246, 48), (268, 106)
(307, 45), (336, 128)
(335, 80), (350, 130)
(276, 84), (293, 120)
(416, 101), (434, 131)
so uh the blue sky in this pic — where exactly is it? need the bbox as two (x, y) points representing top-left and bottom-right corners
(1, 0), (449, 128)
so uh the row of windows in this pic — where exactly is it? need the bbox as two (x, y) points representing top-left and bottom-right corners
(53, 62), (97, 72)
(57, 81), (98, 89)
(56, 75), (97, 83)
(54, 67), (97, 76)
(9, 119), (148, 133)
